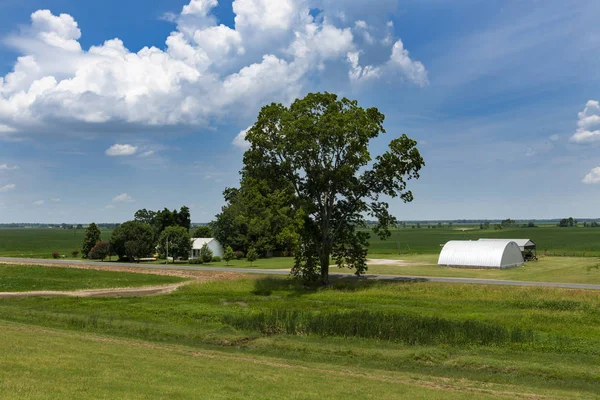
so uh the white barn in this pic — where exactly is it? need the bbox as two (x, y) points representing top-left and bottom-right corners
(438, 240), (524, 269)
(190, 238), (224, 259)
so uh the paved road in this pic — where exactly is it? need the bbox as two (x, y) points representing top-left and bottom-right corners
(2, 256), (600, 291)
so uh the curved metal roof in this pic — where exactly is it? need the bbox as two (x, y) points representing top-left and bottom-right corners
(478, 238), (535, 249)
(438, 240), (524, 268)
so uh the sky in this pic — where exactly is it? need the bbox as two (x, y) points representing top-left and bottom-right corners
(0, 0), (600, 223)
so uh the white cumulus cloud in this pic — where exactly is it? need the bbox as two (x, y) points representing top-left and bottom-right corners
(583, 167), (600, 184)
(105, 144), (138, 157)
(0, 1), (428, 137)
(232, 126), (251, 150)
(112, 193), (134, 203)
(0, 184), (16, 192)
(33, 200), (45, 206)
(571, 100), (600, 143)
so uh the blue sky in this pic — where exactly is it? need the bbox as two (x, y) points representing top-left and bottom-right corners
(1, 0), (600, 223)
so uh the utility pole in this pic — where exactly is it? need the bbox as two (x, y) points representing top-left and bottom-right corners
(165, 238), (169, 265)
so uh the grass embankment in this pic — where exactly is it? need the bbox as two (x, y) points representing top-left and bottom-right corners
(1, 277), (599, 398)
(0, 265), (186, 292)
(0, 228), (112, 259)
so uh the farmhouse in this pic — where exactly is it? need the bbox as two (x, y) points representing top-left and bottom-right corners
(478, 238), (537, 260)
(190, 238), (224, 259)
(438, 240), (524, 269)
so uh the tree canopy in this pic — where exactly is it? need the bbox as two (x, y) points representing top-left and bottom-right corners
(82, 223), (101, 258)
(134, 206), (191, 241)
(157, 226), (192, 263)
(242, 92), (424, 284)
(211, 181), (300, 255)
(109, 221), (154, 262)
(192, 225), (213, 238)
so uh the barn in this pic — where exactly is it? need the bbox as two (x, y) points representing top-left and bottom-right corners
(478, 238), (537, 260)
(190, 238), (224, 259)
(438, 240), (524, 269)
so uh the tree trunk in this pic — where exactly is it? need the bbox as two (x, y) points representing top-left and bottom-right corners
(320, 252), (330, 286)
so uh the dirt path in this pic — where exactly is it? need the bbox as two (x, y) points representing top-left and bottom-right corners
(0, 262), (252, 298)
(366, 258), (433, 266)
(0, 281), (192, 299)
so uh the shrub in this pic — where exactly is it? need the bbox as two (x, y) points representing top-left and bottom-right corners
(200, 243), (213, 263)
(88, 241), (110, 261)
(189, 258), (204, 265)
(247, 248), (259, 266)
(212, 256), (221, 262)
(234, 250), (245, 260)
(71, 250), (80, 258)
(52, 252), (60, 259)
(223, 246), (234, 266)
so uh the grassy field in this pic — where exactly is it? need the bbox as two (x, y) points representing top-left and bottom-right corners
(0, 228), (112, 259)
(0, 264), (186, 292)
(369, 225), (600, 256)
(1, 273), (599, 398)
(2, 224), (600, 260)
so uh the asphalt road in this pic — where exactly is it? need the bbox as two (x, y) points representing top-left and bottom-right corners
(2, 256), (600, 291)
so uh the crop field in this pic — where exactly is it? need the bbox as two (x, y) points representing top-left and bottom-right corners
(369, 225), (600, 257)
(0, 268), (599, 398)
(0, 228), (113, 259)
(1, 225), (599, 260)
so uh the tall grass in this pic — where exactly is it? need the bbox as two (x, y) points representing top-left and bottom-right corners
(223, 309), (535, 346)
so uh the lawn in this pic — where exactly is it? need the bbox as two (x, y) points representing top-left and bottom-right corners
(0, 323), (496, 400)
(0, 264), (186, 292)
(0, 276), (599, 398)
(0, 228), (112, 259)
(364, 255), (600, 284)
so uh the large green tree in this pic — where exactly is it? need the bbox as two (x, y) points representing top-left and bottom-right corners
(109, 221), (154, 262)
(157, 226), (192, 263)
(134, 206), (191, 241)
(211, 179), (300, 255)
(242, 92), (424, 285)
(82, 223), (101, 258)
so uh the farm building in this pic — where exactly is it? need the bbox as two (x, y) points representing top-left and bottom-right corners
(438, 240), (524, 269)
(478, 238), (537, 260)
(190, 238), (224, 259)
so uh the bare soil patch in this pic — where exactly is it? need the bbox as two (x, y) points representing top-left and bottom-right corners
(367, 259), (432, 267)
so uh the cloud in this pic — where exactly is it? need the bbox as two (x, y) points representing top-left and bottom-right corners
(549, 134), (560, 142)
(0, 184), (16, 192)
(112, 193), (134, 203)
(232, 126), (251, 150)
(139, 150), (156, 158)
(0, 1), (427, 136)
(50, 197), (61, 202)
(0, 164), (19, 171)
(583, 167), (600, 184)
(105, 144), (138, 156)
(33, 200), (45, 206)
(571, 100), (600, 143)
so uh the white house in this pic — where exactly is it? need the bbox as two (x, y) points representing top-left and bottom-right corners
(190, 238), (224, 259)
(438, 240), (524, 269)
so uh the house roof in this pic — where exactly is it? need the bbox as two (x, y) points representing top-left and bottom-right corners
(191, 238), (217, 249)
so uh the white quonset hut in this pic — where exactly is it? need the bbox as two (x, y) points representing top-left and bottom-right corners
(438, 240), (524, 269)
(190, 238), (224, 259)
(478, 239), (537, 260)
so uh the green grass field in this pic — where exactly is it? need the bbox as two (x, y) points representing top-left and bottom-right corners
(369, 225), (600, 256)
(2, 224), (600, 260)
(0, 264), (186, 292)
(1, 271), (599, 398)
(0, 228), (112, 258)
